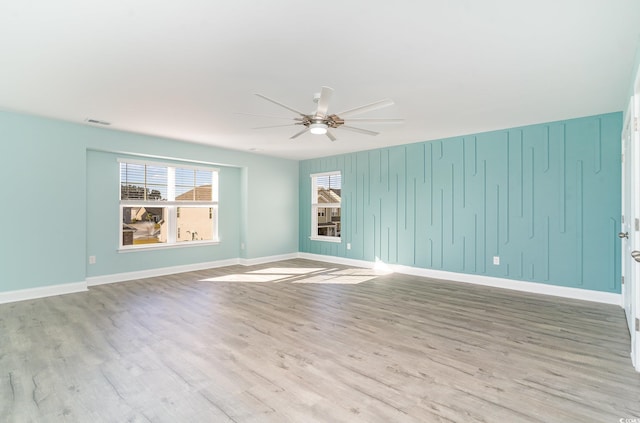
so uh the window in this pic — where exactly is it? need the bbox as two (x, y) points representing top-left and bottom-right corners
(310, 171), (341, 242)
(119, 159), (218, 249)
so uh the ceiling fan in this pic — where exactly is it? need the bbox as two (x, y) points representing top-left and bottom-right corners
(245, 86), (403, 141)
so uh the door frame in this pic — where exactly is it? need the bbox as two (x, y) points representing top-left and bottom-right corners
(622, 69), (640, 373)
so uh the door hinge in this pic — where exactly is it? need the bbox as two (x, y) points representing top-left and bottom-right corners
(622, 275), (625, 285)
(636, 318), (640, 332)
(635, 117), (639, 132)
(636, 218), (639, 231)
(622, 215), (625, 224)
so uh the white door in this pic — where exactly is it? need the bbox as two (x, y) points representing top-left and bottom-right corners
(622, 77), (640, 372)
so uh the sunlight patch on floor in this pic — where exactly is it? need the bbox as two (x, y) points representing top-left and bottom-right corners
(200, 265), (388, 285)
(200, 274), (291, 283)
(247, 268), (326, 275)
(292, 274), (377, 284)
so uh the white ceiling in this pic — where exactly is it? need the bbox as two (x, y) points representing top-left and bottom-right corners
(1, 1), (639, 160)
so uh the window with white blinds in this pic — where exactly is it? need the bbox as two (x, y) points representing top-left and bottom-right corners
(119, 160), (219, 249)
(310, 171), (341, 242)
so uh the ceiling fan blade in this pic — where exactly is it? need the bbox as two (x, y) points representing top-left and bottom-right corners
(252, 123), (301, 129)
(255, 93), (307, 116)
(315, 86), (333, 117)
(345, 118), (404, 124)
(290, 128), (309, 139)
(326, 130), (337, 142)
(336, 99), (394, 118)
(236, 112), (303, 121)
(340, 125), (380, 136)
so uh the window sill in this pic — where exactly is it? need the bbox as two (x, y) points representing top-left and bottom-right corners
(118, 240), (220, 253)
(309, 236), (342, 243)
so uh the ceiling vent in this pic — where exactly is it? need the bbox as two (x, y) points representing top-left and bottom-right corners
(84, 118), (111, 126)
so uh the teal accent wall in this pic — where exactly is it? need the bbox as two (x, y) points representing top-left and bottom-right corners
(0, 110), (299, 293)
(300, 113), (622, 293)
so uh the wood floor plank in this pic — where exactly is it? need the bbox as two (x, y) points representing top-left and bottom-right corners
(1, 258), (639, 422)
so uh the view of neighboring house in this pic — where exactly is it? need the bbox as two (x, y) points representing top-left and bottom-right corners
(317, 187), (340, 237)
(121, 185), (215, 246)
(176, 185), (216, 242)
(122, 207), (166, 245)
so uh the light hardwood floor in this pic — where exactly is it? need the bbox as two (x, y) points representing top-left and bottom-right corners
(1, 259), (639, 422)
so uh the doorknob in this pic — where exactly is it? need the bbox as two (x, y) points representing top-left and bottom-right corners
(632, 251), (640, 263)
(619, 232), (629, 239)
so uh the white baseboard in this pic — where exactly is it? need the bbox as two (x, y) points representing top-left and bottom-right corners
(239, 253), (299, 267)
(298, 253), (622, 306)
(0, 281), (88, 305)
(86, 258), (240, 286)
(0, 252), (621, 307)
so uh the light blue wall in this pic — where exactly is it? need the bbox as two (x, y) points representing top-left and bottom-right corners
(0, 110), (299, 292)
(0, 113), (87, 291)
(300, 113), (622, 293)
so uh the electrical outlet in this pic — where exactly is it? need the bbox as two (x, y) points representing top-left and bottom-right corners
(89, 255), (96, 265)
(493, 256), (500, 265)
(347, 243), (351, 250)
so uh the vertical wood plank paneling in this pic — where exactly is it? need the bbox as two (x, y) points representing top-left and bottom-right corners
(505, 133), (510, 244)
(482, 161), (487, 274)
(576, 160), (584, 286)
(474, 214), (478, 272)
(496, 184), (500, 255)
(544, 126), (550, 173)
(379, 197), (383, 261)
(610, 218), (617, 291)
(462, 138), (467, 208)
(462, 236), (466, 270)
(423, 143), (427, 183)
(404, 147), (408, 230)
(595, 118), (602, 174)
(559, 124), (567, 233)
(402, 144), (422, 267)
(546, 216), (550, 281)
(368, 151), (372, 206)
(428, 238), (433, 267)
(529, 147), (535, 239)
(372, 212), (377, 260)
(299, 113), (621, 294)
(440, 189), (445, 269)
(354, 154), (359, 236)
(413, 178), (417, 264)
(386, 149), (390, 191)
(393, 173), (398, 263)
(519, 130), (524, 217)
(473, 136), (478, 176)
(429, 142), (434, 225)
(451, 164), (455, 244)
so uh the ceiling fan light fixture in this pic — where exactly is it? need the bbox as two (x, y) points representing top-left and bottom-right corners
(309, 122), (328, 135)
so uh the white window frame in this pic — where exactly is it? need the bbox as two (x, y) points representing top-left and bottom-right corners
(119, 158), (219, 251)
(310, 171), (341, 243)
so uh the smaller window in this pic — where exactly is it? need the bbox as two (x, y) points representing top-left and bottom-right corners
(310, 171), (341, 242)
